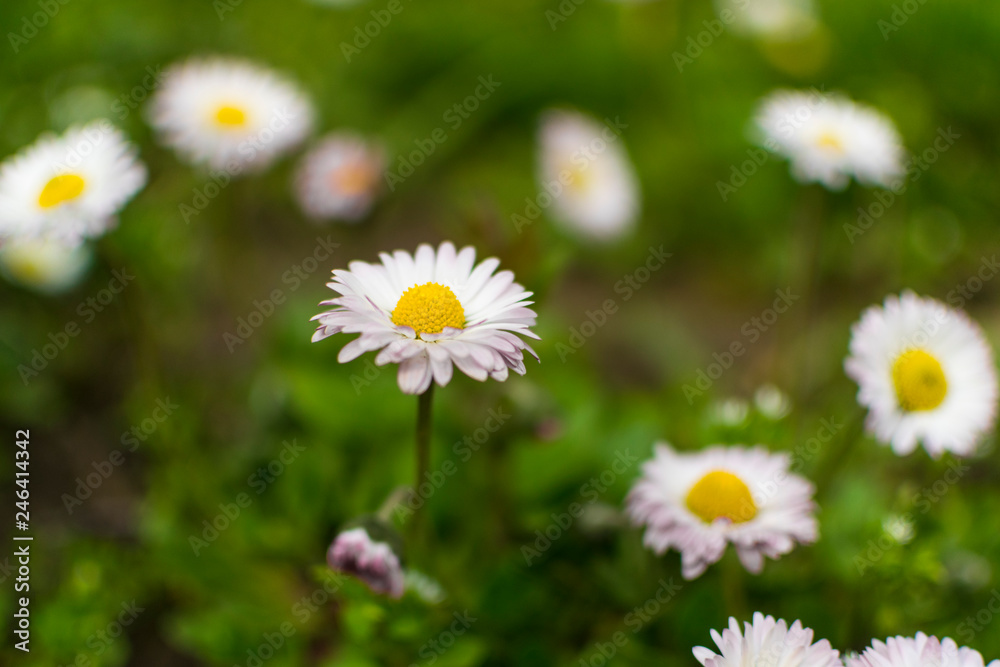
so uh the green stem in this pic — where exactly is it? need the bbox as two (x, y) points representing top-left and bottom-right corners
(721, 553), (748, 621)
(410, 384), (435, 541)
(376, 486), (411, 524)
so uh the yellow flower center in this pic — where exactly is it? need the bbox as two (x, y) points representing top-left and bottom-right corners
(892, 349), (948, 411)
(38, 174), (86, 209)
(685, 470), (757, 524)
(563, 162), (591, 192)
(815, 131), (844, 153)
(391, 282), (465, 335)
(214, 105), (247, 127)
(333, 163), (377, 196)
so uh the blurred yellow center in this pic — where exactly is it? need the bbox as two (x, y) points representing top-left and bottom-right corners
(334, 163), (376, 196)
(815, 131), (844, 153)
(892, 349), (947, 411)
(391, 282), (465, 335)
(565, 165), (591, 191)
(38, 174), (85, 209)
(686, 470), (757, 524)
(215, 105), (247, 127)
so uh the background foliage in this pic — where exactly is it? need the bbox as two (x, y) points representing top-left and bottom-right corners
(2, 0), (1000, 665)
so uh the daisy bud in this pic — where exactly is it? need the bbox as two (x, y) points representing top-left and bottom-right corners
(327, 519), (405, 599)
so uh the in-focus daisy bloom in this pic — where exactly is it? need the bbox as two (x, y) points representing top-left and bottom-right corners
(149, 57), (314, 172)
(845, 292), (998, 457)
(327, 527), (405, 599)
(755, 89), (904, 190)
(847, 633), (999, 667)
(0, 236), (91, 294)
(694, 613), (841, 667)
(626, 443), (817, 579)
(293, 133), (384, 222)
(0, 120), (146, 243)
(715, 0), (818, 41)
(312, 241), (538, 395)
(536, 109), (640, 242)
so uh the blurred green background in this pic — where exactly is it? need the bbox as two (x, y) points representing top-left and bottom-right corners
(2, 0), (1000, 664)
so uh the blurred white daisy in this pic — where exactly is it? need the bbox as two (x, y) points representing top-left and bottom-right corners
(293, 133), (384, 222)
(626, 442), (817, 580)
(0, 236), (91, 294)
(312, 241), (539, 395)
(537, 109), (640, 242)
(847, 633), (999, 667)
(327, 526), (404, 599)
(754, 384), (792, 420)
(0, 120), (146, 243)
(716, 0), (818, 41)
(149, 57), (314, 172)
(694, 613), (841, 667)
(845, 292), (997, 458)
(755, 90), (904, 190)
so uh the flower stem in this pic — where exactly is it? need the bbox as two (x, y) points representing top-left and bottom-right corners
(416, 384), (434, 492)
(376, 486), (411, 524)
(411, 384), (435, 540)
(722, 553), (748, 620)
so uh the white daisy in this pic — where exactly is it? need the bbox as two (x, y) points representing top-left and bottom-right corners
(0, 236), (91, 294)
(755, 90), (904, 190)
(716, 0), (818, 41)
(626, 442), (818, 580)
(149, 57), (314, 172)
(694, 612), (841, 667)
(845, 292), (998, 458)
(293, 133), (384, 222)
(537, 109), (640, 242)
(327, 526), (405, 599)
(0, 120), (146, 243)
(847, 633), (999, 667)
(312, 241), (539, 395)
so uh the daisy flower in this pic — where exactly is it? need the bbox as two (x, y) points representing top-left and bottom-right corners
(537, 109), (640, 242)
(312, 241), (538, 395)
(847, 633), (999, 667)
(626, 443), (817, 580)
(694, 613), (841, 667)
(845, 292), (998, 457)
(0, 120), (146, 243)
(327, 526), (405, 599)
(716, 0), (818, 41)
(0, 236), (91, 294)
(149, 57), (314, 172)
(755, 90), (904, 190)
(293, 133), (384, 222)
